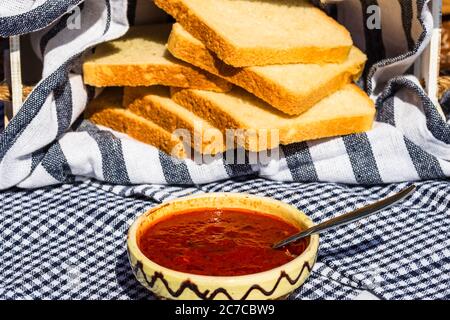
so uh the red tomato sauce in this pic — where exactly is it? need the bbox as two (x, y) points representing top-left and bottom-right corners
(138, 208), (309, 276)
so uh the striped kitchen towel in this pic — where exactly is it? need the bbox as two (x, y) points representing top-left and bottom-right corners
(0, 0), (449, 189)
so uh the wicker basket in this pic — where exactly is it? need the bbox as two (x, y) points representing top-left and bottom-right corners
(444, 0), (450, 16)
(442, 21), (450, 70)
(440, 18), (450, 98)
(0, 84), (33, 102)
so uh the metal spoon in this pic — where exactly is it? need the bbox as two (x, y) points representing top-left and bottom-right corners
(273, 185), (416, 249)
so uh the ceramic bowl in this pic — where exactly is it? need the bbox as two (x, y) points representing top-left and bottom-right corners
(127, 193), (319, 300)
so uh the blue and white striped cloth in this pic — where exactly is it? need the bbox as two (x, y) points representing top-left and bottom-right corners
(0, 0), (449, 189)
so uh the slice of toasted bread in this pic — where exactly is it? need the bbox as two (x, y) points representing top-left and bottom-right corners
(171, 84), (375, 152)
(123, 86), (227, 155)
(83, 24), (232, 92)
(85, 88), (187, 158)
(168, 23), (367, 115)
(155, 0), (353, 67)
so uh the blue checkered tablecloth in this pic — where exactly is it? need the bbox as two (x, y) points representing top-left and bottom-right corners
(1, 178), (449, 300)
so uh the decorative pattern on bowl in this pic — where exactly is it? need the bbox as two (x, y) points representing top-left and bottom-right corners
(127, 193), (319, 300)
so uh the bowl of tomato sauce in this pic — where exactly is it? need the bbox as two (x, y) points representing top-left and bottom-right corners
(127, 193), (319, 300)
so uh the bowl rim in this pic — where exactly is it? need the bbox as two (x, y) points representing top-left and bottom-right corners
(127, 192), (319, 285)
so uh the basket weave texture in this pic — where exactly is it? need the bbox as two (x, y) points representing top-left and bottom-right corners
(444, 0), (450, 16)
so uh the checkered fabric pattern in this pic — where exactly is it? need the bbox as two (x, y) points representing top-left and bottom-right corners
(1, 179), (449, 300)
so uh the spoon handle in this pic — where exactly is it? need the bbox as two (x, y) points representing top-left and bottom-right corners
(273, 185), (416, 249)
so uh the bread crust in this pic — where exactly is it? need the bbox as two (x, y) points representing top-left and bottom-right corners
(168, 23), (366, 115)
(171, 85), (375, 152)
(155, 0), (353, 67)
(85, 89), (187, 158)
(83, 60), (232, 92)
(82, 25), (232, 92)
(123, 87), (228, 155)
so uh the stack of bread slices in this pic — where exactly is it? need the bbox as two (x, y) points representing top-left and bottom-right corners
(84, 0), (375, 159)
